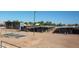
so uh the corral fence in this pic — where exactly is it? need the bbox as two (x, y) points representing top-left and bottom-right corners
(0, 41), (21, 48)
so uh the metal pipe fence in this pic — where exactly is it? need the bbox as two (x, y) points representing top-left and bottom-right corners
(0, 40), (21, 48)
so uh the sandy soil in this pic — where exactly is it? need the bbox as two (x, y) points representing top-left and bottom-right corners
(0, 27), (79, 48)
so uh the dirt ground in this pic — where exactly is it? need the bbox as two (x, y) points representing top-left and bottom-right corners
(0, 27), (79, 48)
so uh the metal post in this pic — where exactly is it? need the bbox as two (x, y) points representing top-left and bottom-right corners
(1, 41), (2, 48)
(33, 11), (36, 36)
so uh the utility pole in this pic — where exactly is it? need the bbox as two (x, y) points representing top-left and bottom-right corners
(33, 11), (36, 36)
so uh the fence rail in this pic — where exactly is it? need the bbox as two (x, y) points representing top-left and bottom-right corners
(0, 41), (21, 48)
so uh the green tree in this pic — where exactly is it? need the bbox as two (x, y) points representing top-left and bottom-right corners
(45, 21), (53, 26)
(57, 23), (63, 26)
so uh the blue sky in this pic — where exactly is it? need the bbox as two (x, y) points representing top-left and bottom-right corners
(0, 11), (79, 24)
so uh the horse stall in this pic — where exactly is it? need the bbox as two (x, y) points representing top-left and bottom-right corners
(24, 26), (54, 32)
(53, 26), (79, 34)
